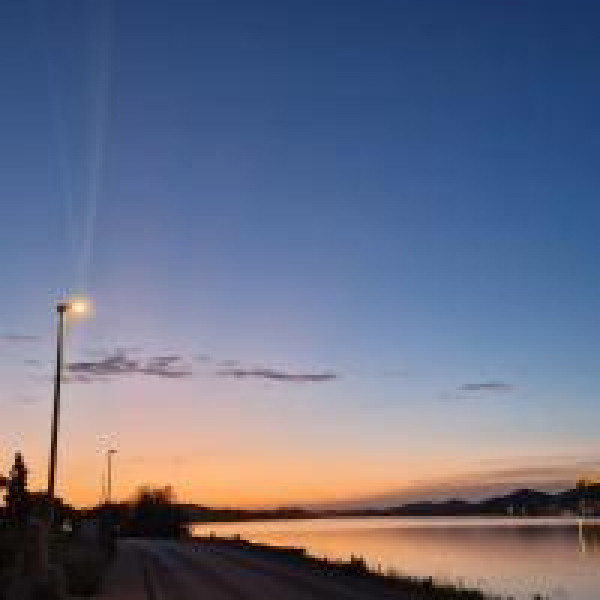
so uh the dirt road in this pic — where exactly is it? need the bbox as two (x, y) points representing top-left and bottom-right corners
(95, 539), (398, 599)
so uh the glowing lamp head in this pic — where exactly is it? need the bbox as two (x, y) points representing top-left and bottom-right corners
(57, 296), (93, 319)
(69, 300), (88, 315)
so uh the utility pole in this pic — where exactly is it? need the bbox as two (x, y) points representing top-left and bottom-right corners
(47, 303), (67, 520)
(46, 298), (90, 524)
(107, 449), (117, 504)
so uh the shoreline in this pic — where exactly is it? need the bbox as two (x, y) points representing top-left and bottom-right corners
(193, 534), (548, 600)
(194, 514), (600, 525)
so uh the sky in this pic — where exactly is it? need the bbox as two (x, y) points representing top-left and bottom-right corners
(1, 0), (600, 508)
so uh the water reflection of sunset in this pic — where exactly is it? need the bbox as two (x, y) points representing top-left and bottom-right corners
(195, 518), (600, 600)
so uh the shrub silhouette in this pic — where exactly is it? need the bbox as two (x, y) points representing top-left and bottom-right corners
(5, 452), (29, 532)
(124, 486), (186, 538)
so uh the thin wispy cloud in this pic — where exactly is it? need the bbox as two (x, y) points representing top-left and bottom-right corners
(67, 350), (192, 382)
(69, 351), (138, 376)
(218, 359), (240, 367)
(436, 381), (515, 401)
(140, 355), (192, 378)
(218, 367), (338, 383)
(145, 355), (183, 368)
(0, 334), (40, 342)
(68, 350), (336, 383)
(458, 381), (514, 392)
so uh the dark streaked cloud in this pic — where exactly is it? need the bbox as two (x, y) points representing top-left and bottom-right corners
(458, 381), (514, 392)
(141, 354), (192, 378)
(218, 367), (337, 383)
(24, 359), (42, 367)
(68, 350), (335, 383)
(140, 360), (192, 379)
(0, 334), (40, 342)
(67, 350), (192, 381)
(69, 351), (139, 377)
(218, 358), (240, 367)
(145, 355), (182, 368)
(436, 381), (516, 401)
(140, 355), (192, 378)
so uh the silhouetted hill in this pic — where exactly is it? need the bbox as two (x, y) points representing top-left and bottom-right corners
(479, 488), (554, 515)
(75, 483), (600, 525)
(181, 484), (600, 521)
(384, 486), (599, 517)
(180, 505), (313, 522)
(384, 499), (474, 517)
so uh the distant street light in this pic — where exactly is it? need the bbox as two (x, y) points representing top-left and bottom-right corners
(106, 449), (117, 505)
(47, 297), (91, 522)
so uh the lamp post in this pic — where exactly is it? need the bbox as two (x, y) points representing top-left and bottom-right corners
(106, 449), (117, 505)
(47, 298), (89, 523)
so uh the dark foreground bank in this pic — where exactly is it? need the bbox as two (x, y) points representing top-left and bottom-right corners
(191, 536), (548, 600)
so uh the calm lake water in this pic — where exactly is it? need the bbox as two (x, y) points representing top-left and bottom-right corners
(192, 517), (600, 599)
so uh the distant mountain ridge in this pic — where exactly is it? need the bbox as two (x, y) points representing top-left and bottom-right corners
(182, 485), (600, 522)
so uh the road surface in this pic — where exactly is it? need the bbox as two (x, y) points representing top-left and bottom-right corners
(94, 539), (400, 599)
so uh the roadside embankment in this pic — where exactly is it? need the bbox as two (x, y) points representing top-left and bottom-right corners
(194, 535), (548, 600)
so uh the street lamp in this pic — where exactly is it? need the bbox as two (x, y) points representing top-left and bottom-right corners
(47, 297), (91, 522)
(106, 449), (117, 505)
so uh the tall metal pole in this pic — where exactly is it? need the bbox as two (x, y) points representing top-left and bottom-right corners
(107, 449), (116, 505)
(47, 303), (67, 520)
(101, 467), (107, 505)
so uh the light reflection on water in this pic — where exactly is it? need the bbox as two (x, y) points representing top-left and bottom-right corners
(192, 517), (600, 599)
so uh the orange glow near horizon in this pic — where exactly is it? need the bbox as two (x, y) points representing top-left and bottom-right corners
(3, 354), (594, 511)
(17, 442), (439, 508)
(16, 446), (589, 510)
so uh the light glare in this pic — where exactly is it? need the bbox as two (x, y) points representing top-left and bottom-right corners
(70, 301), (87, 314)
(64, 295), (94, 319)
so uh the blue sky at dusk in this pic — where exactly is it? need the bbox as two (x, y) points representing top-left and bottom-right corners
(1, 1), (600, 507)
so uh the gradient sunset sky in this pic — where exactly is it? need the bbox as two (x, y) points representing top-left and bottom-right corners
(1, 0), (600, 508)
